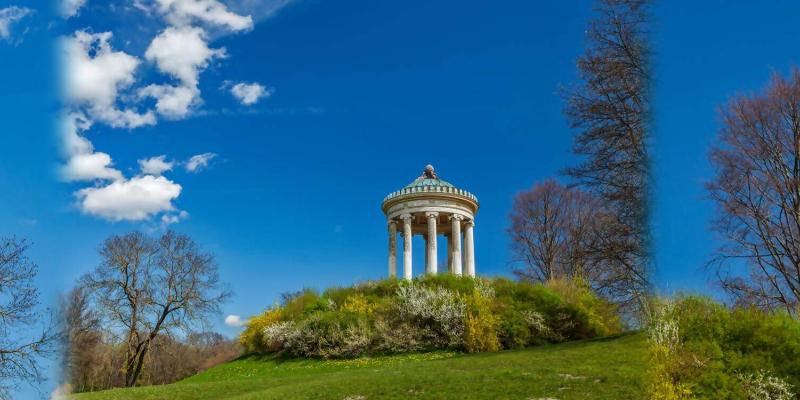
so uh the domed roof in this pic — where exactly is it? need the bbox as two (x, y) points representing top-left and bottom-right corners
(382, 164), (478, 204)
(402, 164), (455, 190)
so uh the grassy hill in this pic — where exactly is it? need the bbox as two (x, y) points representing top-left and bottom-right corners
(69, 333), (646, 400)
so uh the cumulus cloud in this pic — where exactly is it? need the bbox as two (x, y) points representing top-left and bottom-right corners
(139, 84), (200, 119)
(0, 6), (32, 42)
(63, 31), (155, 128)
(156, 0), (253, 32)
(57, 0), (273, 225)
(59, 113), (125, 182)
(62, 152), (124, 182)
(60, 0), (86, 18)
(185, 152), (217, 172)
(140, 27), (224, 118)
(224, 314), (245, 327)
(138, 155), (174, 175)
(146, 26), (225, 87)
(230, 82), (270, 105)
(59, 115), (185, 223)
(76, 175), (182, 221)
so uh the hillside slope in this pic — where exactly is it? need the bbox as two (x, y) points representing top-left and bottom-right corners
(69, 334), (646, 400)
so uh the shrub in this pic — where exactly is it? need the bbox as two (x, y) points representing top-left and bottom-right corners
(545, 277), (622, 336)
(739, 370), (795, 400)
(463, 289), (500, 353)
(394, 282), (466, 347)
(341, 293), (375, 316)
(262, 321), (299, 352)
(281, 288), (330, 319)
(292, 312), (373, 358)
(240, 308), (282, 353)
(240, 276), (622, 359)
(646, 296), (800, 400)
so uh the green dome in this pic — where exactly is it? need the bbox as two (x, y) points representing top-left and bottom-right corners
(383, 164), (479, 205)
(403, 176), (455, 190)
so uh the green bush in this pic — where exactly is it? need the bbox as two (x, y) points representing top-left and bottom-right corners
(241, 276), (622, 359)
(646, 296), (800, 400)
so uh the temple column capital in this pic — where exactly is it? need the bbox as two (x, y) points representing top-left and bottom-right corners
(449, 213), (464, 221)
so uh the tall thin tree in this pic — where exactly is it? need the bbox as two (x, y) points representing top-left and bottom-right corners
(564, 0), (652, 312)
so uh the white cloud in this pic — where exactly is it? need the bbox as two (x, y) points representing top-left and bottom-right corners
(138, 155), (174, 175)
(57, 0), (271, 225)
(185, 152), (217, 172)
(60, 112), (93, 156)
(224, 314), (245, 327)
(59, 113), (125, 182)
(161, 210), (189, 225)
(62, 152), (124, 182)
(145, 26), (225, 87)
(63, 31), (155, 128)
(0, 6), (32, 42)
(76, 175), (182, 221)
(156, 0), (253, 32)
(230, 82), (270, 105)
(60, 0), (86, 19)
(139, 84), (200, 119)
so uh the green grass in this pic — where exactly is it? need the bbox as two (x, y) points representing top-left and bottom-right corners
(69, 334), (646, 400)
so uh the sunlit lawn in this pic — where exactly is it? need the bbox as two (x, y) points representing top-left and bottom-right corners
(69, 333), (646, 400)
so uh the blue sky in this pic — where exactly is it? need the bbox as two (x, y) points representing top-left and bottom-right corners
(2, 0), (800, 397)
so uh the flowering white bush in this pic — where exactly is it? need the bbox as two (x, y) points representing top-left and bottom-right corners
(263, 321), (300, 351)
(522, 309), (551, 337)
(739, 370), (795, 400)
(648, 301), (680, 352)
(474, 278), (495, 299)
(264, 314), (372, 358)
(395, 283), (466, 346)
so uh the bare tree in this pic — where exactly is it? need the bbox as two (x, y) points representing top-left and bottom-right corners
(564, 0), (652, 311)
(0, 237), (57, 399)
(708, 69), (800, 315)
(82, 230), (231, 387)
(509, 180), (618, 288)
(510, 180), (590, 281)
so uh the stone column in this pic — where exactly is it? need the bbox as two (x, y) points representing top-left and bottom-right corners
(426, 212), (438, 274)
(446, 233), (453, 273)
(450, 214), (463, 275)
(464, 220), (475, 277)
(401, 214), (413, 280)
(388, 220), (397, 278)
(423, 234), (429, 273)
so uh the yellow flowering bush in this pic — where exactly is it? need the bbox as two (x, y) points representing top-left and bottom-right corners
(463, 289), (500, 353)
(239, 308), (283, 353)
(341, 293), (375, 316)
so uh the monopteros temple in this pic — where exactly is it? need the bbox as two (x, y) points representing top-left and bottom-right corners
(382, 165), (479, 279)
